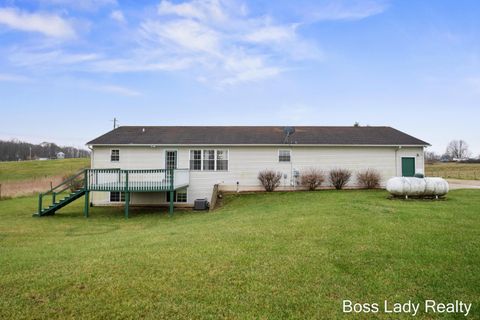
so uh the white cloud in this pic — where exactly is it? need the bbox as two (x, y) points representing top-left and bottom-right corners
(97, 85), (141, 97)
(158, 0), (228, 23)
(141, 19), (221, 54)
(37, 0), (117, 11)
(110, 10), (125, 23)
(0, 73), (32, 82)
(0, 0), (334, 86)
(308, 0), (388, 21)
(90, 56), (191, 73)
(132, 0), (323, 85)
(0, 7), (75, 38)
(10, 49), (100, 67)
(243, 25), (297, 43)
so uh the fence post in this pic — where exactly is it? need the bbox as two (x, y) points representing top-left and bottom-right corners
(124, 171), (129, 219)
(38, 193), (43, 215)
(169, 168), (174, 217)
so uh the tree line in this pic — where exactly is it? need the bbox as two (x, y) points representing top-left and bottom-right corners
(0, 139), (90, 162)
(426, 140), (479, 163)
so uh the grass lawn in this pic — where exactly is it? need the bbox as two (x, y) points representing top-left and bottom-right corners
(0, 158), (90, 182)
(426, 163), (480, 180)
(0, 190), (479, 319)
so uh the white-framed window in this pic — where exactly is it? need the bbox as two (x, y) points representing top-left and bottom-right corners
(166, 188), (187, 203)
(190, 150), (202, 171)
(278, 149), (291, 162)
(110, 191), (125, 202)
(110, 149), (120, 162)
(203, 150), (215, 171)
(165, 150), (177, 169)
(216, 149), (228, 171)
(190, 149), (229, 171)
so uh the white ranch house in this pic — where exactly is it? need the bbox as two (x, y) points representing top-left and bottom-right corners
(86, 126), (429, 208)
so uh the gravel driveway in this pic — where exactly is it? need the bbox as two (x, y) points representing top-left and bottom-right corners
(447, 179), (480, 190)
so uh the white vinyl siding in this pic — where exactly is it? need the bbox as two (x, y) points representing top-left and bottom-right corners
(90, 145), (424, 206)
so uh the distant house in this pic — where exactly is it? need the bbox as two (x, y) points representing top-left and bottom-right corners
(85, 126), (430, 208)
(56, 152), (65, 159)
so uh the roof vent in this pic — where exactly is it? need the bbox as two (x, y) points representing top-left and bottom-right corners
(142, 128), (146, 133)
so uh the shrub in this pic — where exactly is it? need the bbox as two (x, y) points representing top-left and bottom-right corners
(329, 169), (352, 190)
(258, 170), (282, 192)
(300, 168), (325, 191)
(356, 169), (381, 189)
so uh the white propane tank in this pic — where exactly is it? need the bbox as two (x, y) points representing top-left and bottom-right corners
(386, 177), (449, 197)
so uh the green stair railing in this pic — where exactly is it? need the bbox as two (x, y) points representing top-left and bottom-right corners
(37, 169), (87, 215)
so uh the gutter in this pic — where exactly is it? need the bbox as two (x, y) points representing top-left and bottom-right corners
(86, 143), (431, 148)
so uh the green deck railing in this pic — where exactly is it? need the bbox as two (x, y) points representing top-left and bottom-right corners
(85, 168), (189, 192)
(37, 168), (190, 218)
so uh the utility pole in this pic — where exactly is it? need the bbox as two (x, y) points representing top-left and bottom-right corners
(111, 117), (119, 130)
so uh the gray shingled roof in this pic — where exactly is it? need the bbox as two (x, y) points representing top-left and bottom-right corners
(86, 126), (429, 146)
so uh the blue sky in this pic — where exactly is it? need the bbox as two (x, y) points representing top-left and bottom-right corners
(0, 0), (479, 155)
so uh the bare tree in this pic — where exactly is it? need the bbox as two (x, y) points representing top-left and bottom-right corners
(425, 151), (439, 164)
(446, 140), (471, 160)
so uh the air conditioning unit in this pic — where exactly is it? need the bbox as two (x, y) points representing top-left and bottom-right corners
(194, 198), (209, 210)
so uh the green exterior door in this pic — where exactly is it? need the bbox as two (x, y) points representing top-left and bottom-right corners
(401, 157), (415, 177)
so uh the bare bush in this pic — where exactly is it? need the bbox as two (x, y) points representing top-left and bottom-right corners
(329, 169), (352, 190)
(356, 169), (381, 189)
(300, 168), (325, 191)
(258, 170), (282, 192)
(63, 175), (84, 192)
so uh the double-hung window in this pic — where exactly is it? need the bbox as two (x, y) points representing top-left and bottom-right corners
(216, 150), (228, 171)
(111, 149), (120, 162)
(110, 192), (125, 202)
(279, 150), (291, 162)
(189, 149), (229, 171)
(166, 189), (187, 203)
(203, 150), (215, 171)
(190, 150), (202, 170)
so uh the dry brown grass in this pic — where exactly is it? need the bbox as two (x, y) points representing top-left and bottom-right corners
(426, 163), (480, 180)
(0, 176), (64, 198)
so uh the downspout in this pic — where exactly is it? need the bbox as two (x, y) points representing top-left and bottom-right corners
(395, 146), (402, 177)
(88, 146), (94, 168)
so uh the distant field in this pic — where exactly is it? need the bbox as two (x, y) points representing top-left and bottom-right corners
(426, 162), (480, 180)
(0, 158), (90, 182)
(0, 159), (90, 198)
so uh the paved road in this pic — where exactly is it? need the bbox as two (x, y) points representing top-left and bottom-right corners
(447, 179), (480, 190)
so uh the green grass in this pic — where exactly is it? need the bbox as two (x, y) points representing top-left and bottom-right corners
(0, 158), (90, 182)
(426, 163), (480, 180)
(0, 190), (479, 319)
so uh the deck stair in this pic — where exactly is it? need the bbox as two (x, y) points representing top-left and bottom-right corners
(33, 170), (87, 217)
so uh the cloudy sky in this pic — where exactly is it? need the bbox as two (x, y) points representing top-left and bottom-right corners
(0, 0), (479, 155)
